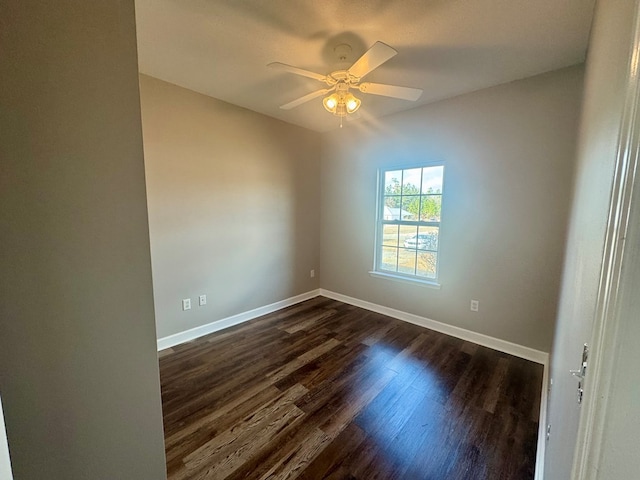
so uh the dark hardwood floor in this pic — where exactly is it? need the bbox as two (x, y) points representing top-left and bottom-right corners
(159, 297), (543, 480)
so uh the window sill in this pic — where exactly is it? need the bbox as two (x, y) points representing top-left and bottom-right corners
(368, 271), (441, 289)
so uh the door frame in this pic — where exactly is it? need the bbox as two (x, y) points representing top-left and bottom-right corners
(571, 2), (640, 477)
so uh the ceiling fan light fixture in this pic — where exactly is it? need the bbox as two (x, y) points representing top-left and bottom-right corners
(323, 91), (361, 116)
(323, 94), (339, 113)
(345, 93), (361, 114)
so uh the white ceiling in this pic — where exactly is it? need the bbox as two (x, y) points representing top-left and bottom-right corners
(135, 0), (595, 133)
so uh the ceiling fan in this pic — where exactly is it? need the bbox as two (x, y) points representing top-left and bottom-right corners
(269, 41), (423, 125)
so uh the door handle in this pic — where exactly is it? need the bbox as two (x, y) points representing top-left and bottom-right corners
(570, 361), (588, 379)
(570, 343), (589, 404)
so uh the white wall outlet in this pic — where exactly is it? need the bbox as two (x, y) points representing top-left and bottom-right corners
(182, 298), (191, 311)
(199, 294), (207, 306)
(310, 269), (315, 278)
(470, 300), (479, 312)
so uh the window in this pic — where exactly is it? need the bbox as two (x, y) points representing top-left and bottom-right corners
(374, 164), (444, 284)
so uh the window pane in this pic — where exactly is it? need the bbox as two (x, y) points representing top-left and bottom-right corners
(381, 247), (398, 272)
(421, 166), (444, 194)
(398, 248), (417, 274)
(420, 195), (442, 222)
(402, 169), (422, 195)
(385, 170), (402, 195)
(399, 225), (418, 249)
(401, 196), (420, 221)
(382, 225), (399, 247)
(417, 252), (437, 278)
(383, 196), (401, 220)
(417, 226), (439, 251)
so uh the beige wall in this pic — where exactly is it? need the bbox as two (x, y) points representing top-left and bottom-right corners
(320, 66), (584, 352)
(0, 1), (167, 479)
(139, 75), (321, 339)
(545, 0), (639, 478)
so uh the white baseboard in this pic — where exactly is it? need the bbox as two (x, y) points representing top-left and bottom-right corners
(159, 287), (550, 363)
(157, 289), (321, 351)
(319, 289), (549, 365)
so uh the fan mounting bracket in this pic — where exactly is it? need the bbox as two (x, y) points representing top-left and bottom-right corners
(334, 44), (352, 62)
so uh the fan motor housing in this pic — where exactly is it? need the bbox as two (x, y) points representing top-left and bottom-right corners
(327, 70), (360, 86)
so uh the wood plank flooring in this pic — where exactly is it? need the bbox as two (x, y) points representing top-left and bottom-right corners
(159, 297), (543, 480)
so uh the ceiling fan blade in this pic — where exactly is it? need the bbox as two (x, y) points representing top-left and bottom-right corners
(348, 41), (397, 80)
(268, 62), (327, 82)
(279, 88), (334, 110)
(358, 82), (423, 101)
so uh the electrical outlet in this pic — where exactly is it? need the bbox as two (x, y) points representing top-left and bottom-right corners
(470, 300), (479, 312)
(310, 269), (315, 278)
(199, 294), (207, 306)
(182, 298), (191, 311)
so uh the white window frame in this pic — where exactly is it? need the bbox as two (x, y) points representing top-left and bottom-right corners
(370, 163), (444, 288)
